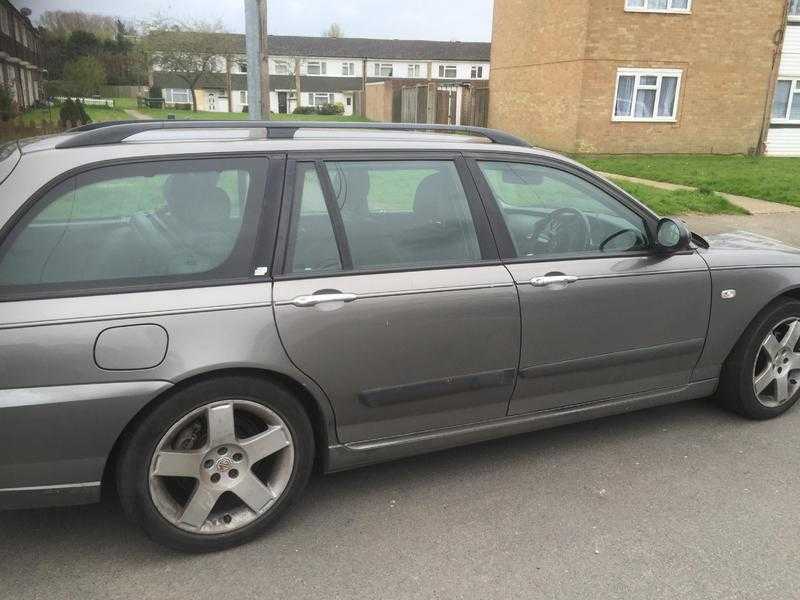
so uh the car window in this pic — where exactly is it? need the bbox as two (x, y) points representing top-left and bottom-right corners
(478, 161), (650, 258)
(286, 163), (342, 274)
(0, 157), (266, 290)
(327, 160), (481, 270)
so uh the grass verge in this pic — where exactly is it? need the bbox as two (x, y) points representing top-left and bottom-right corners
(611, 178), (748, 216)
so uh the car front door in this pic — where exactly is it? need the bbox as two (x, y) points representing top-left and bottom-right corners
(272, 155), (520, 443)
(470, 156), (711, 415)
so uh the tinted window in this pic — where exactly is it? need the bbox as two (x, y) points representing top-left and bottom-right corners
(286, 163), (342, 274)
(479, 161), (649, 258)
(327, 160), (481, 270)
(0, 158), (266, 289)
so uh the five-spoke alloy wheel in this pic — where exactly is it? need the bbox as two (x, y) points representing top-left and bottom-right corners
(752, 318), (800, 408)
(118, 376), (314, 552)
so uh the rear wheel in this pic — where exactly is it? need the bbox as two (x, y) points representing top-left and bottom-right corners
(117, 376), (314, 552)
(719, 299), (800, 419)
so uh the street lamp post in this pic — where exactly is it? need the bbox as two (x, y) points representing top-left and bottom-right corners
(244, 0), (271, 120)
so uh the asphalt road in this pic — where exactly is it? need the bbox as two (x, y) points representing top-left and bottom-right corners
(3, 214), (800, 600)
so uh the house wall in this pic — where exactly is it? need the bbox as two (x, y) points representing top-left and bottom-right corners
(766, 23), (800, 156)
(490, 0), (785, 154)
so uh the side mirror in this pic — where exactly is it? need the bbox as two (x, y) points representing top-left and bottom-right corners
(656, 217), (691, 253)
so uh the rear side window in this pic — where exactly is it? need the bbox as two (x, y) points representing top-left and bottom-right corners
(0, 157), (267, 292)
(285, 160), (482, 274)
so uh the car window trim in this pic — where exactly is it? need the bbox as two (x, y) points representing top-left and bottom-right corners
(316, 160), (355, 270)
(0, 152), (281, 303)
(273, 151), (499, 279)
(464, 153), (660, 263)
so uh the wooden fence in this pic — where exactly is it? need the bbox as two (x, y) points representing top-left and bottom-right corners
(398, 83), (489, 127)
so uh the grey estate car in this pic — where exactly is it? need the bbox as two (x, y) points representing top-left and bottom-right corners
(2, 121), (800, 552)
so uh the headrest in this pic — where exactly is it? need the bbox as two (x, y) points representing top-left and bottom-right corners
(413, 172), (455, 223)
(165, 174), (231, 227)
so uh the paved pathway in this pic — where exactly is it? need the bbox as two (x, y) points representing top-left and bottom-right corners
(123, 109), (151, 121)
(600, 171), (800, 215)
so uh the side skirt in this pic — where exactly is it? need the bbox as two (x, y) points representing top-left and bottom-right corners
(0, 482), (101, 510)
(325, 379), (719, 473)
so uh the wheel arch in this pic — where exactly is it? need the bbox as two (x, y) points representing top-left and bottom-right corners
(101, 367), (336, 497)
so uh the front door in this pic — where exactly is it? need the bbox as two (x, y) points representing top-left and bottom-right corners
(470, 157), (711, 414)
(207, 91), (217, 112)
(272, 156), (520, 443)
(277, 92), (288, 114)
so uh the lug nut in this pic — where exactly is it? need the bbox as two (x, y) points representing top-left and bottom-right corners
(218, 447), (228, 455)
(229, 469), (239, 479)
(210, 473), (221, 483)
(204, 460), (214, 469)
(232, 453), (243, 462)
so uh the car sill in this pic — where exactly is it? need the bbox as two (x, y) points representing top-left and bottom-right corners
(0, 481), (101, 510)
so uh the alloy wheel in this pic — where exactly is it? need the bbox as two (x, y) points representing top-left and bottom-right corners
(752, 318), (800, 408)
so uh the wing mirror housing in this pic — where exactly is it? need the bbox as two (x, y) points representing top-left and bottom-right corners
(655, 217), (692, 253)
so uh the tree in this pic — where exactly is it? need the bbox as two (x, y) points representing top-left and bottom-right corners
(143, 18), (239, 112)
(323, 23), (344, 38)
(38, 11), (119, 39)
(64, 56), (107, 97)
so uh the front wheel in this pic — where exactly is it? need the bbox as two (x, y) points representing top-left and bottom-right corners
(117, 376), (314, 552)
(719, 299), (800, 420)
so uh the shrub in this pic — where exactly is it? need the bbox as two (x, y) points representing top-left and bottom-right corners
(293, 106), (317, 115)
(59, 98), (92, 128)
(318, 102), (345, 115)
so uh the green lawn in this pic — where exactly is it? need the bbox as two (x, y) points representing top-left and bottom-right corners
(611, 179), (748, 216)
(575, 154), (800, 207)
(13, 104), (129, 125)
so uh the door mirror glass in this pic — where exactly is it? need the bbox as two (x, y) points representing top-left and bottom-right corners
(656, 217), (690, 252)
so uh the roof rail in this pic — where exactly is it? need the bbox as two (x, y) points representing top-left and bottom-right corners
(54, 120), (531, 150)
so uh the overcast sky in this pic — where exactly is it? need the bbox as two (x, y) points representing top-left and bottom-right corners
(23, 0), (494, 41)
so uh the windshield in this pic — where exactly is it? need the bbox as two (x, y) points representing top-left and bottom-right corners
(0, 142), (21, 187)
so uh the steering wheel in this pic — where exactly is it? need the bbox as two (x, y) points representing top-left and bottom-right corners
(528, 207), (591, 254)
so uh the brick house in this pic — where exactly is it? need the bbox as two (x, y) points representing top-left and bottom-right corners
(0, 0), (44, 111)
(489, 0), (800, 155)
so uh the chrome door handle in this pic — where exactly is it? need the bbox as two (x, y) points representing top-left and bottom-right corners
(291, 293), (358, 307)
(530, 275), (579, 287)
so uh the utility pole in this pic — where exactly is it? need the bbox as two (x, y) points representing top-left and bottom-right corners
(244, 0), (270, 120)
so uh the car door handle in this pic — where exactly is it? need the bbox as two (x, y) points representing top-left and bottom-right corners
(530, 275), (579, 287)
(291, 293), (358, 307)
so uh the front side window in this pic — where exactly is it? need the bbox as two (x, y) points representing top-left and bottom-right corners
(613, 69), (681, 121)
(0, 158), (266, 291)
(439, 65), (458, 78)
(306, 61), (327, 75)
(478, 161), (649, 258)
(374, 63), (394, 77)
(625, 0), (691, 12)
(772, 79), (800, 121)
(285, 161), (482, 274)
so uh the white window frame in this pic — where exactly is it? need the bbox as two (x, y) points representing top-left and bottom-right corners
(624, 0), (692, 14)
(772, 78), (800, 123)
(439, 64), (458, 79)
(470, 65), (484, 79)
(274, 61), (291, 75)
(164, 88), (192, 105)
(341, 62), (356, 76)
(309, 92), (335, 107)
(306, 61), (327, 76)
(407, 64), (422, 78)
(790, 0), (800, 21)
(374, 63), (394, 77)
(239, 90), (248, 104)
(611, 68), (682, 123)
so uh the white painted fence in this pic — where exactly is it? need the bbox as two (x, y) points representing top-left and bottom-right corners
(53, 97), (115, 107)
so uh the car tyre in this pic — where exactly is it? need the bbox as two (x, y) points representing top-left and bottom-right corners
(117, 375), (314, 553)
(718, 298), (800, 420)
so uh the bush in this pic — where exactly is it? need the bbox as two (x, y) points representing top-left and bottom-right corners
(59, 98), (92, 128)
(318, 102), (345, 115)
(63, 56), (107, 97)
(0, 84), (14, 122)
(292, 106), (317, 115)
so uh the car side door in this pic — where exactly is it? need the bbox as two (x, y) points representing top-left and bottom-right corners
(468, 155), (711, 415)
(271, 153), (521, 443)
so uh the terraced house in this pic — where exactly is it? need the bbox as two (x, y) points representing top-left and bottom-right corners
(0, 0), (43, 111)
(152, 34), (491, 117)
(490, 0), (800, 156)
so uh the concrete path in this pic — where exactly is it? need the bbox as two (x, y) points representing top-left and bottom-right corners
(123, 109), (151, 121)
(600, 171), (800, 215)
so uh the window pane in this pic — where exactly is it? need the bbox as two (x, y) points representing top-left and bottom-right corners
(626, 0), (645, 7)
(478, 162), (649, 258)
(640, 75), (657, 86)
(790, 0), (800, 16)
(646, 0), (669, 8)
(327, 161), (481, 270)
(615, 75), (635, 116)
(791, 92), (800, 121)
(657, 76), (678, 117)
(670, 0), (689, 8)
(634, 88), (656, 118)
(0, 159), (262, 287)
(287, 164), (341, 274)
(773, 80), (792, 119)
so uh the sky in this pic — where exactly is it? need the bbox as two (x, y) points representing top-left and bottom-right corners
(23, 0), (494, 42)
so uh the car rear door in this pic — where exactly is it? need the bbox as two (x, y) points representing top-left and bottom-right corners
(468, 155), (711, 415)
(272, 153), (520, 443)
